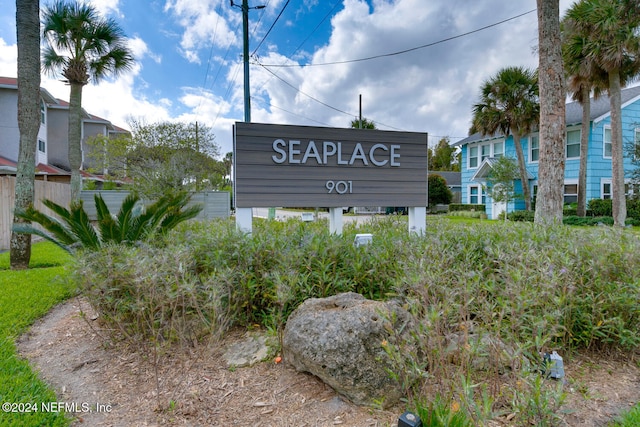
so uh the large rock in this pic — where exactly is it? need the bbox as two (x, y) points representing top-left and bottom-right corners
(283, 292), (416, 408)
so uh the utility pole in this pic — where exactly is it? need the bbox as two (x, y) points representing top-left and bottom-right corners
(231, 0), (264, 123)
(359, 94), (362, 129)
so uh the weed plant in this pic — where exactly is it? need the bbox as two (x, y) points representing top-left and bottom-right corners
(74, 216), (640, 426)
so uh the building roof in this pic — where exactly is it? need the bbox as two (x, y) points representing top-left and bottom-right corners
(0, 155), (70, 176)
(455, 85), (640, 147)
(0, 76), (129, 132)
(471, 157), (535, 182)
(431, 171), (461, 186)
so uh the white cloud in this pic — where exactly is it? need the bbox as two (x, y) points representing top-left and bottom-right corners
(0, 38), (17, 77)
(164, 0), (239, 64)
(90, 0), (123, 18)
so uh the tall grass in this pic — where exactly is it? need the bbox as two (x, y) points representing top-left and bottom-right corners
(74, 217), (640, 425)
(0, 242), (75, 427)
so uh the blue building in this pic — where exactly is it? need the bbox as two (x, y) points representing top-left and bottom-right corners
(455, 85), (640, 219)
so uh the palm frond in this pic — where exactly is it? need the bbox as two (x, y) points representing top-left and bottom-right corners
(13, 206), (77, 248)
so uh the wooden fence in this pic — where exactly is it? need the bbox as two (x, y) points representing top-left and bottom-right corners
(0, 176), (71, 251)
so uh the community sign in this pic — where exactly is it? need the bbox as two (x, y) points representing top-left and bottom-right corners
(233, 122), (428, 208)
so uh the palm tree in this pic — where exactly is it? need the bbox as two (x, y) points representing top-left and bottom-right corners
(41, 0), (134, 201)
(563, 4), (613, 219)
(562, 21), (608, 218)
(564, 0), (640, 226)
(10, 0), (40, 270)
(535, 0), (566, 224)
(350, 117), (377, 129)
(470, 66), (539, 210)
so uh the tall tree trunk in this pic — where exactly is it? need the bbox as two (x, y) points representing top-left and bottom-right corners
(10, 0), (40, 270)
(68, 83), (84, 201)
(577, 86), (590, 217)
(512, 133), (532, 210)
(609, 69), (626, 227)
(535, 0), (566, 225)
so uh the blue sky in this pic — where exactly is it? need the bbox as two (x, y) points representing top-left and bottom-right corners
(0, 0), (575, 157)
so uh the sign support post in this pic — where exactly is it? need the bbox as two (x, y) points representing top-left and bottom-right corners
(408, 207), (426, 234)
(236, 207), (253, 233)
(329, 207), (343, 234)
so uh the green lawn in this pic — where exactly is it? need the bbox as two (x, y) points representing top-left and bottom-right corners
(0, 242), (75, 427)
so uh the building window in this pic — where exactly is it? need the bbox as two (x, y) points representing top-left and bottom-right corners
(40, 100), (45, 124)
(493, 141), (504, 158)
(481, 144), (491, 163)
(38, 140), (46, 153)
(602, 182), (612, 199)
(634, 128), (640, 161)
(469, 185), (486, 205)
(469, 146), (479, 168)
(470, 186), (478, 204)
(604, 126), (612, 158)
(566, 129), (580, 159)
(530, 135), (539, 162)
(564, 182), (578, 204)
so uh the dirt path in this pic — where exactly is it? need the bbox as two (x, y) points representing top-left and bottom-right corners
(16, 298), (640, 426)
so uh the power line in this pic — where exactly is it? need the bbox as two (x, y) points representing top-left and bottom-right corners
(252, 97), (332, 126)
(257, 62), (353, 117)
(256, 8), (537, 68)
(251, 0), (290, 57)
(255, 59), (408, 131)
(253, 0), (341, 95)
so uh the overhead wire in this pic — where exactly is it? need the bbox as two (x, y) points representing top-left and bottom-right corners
(251, 0), (290, 57)
(250, 7), (536, 132)
(256, 8), (537, 68)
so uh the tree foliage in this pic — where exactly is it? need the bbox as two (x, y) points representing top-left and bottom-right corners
(428, 174), (453, 206)
(563, 0), (640, 226)
(41, 0), (134, 201)
(86, 120), (225, 198)
(487, 156), (521, 221)
(562, 5), (608, 217)
(349, 117), (377, 129)
(470, 66), (539, 210)
(429, 137), (459, 171)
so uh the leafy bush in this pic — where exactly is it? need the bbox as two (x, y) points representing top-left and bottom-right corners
(588, 199), (612, 217)
(562, 216), (613, 226)
(447, 210), (486, 219)
(429, 174), (453, 206)
(449, 204), (485, 212)
(14, 192), (201, 253)
(75, 217), (640, 425)
(507, 210), (535, 222)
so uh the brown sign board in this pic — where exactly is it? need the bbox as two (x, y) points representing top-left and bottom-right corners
(233, 122), (428, 208)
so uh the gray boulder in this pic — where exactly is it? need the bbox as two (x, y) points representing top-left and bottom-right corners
(283, 292), (416, 408)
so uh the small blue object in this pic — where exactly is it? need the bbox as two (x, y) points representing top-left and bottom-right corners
(398, 411), (422, 427)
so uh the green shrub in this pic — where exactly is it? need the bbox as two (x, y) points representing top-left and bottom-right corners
(14, 192), (201, 253)
(447, 210), (486, 219)
(588, 199), (612, 217)
(449, 204), (485, 212)
(429, 174), (453, 206)
(75, 217), (640, 426)
(507, 210), (535, 222)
